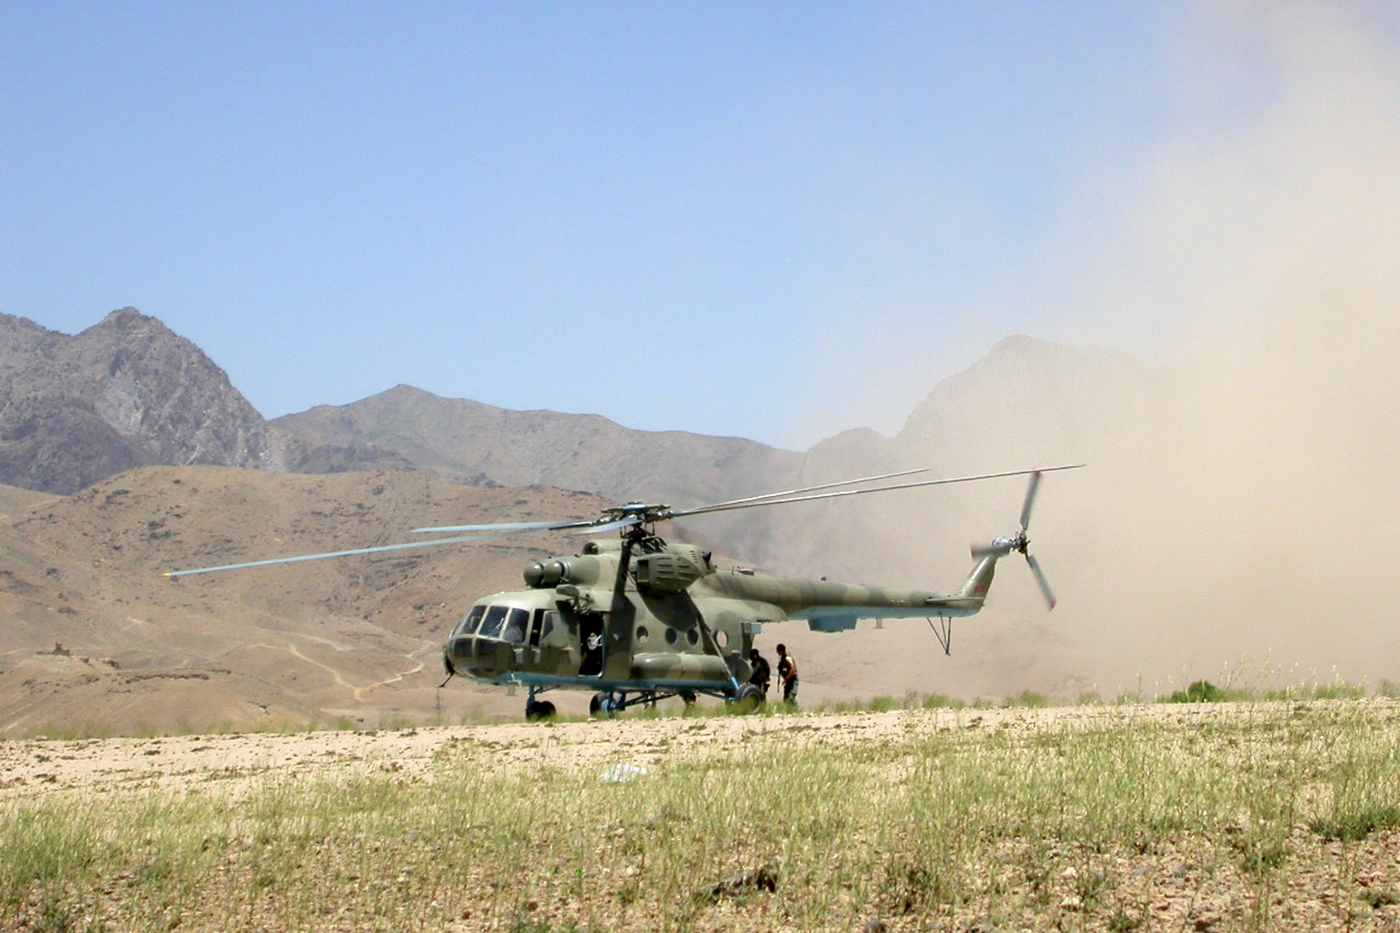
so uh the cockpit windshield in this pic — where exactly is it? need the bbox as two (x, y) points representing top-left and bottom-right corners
(453, 605), (485, 638)
(501, 608), (529, 645)
(471, 604), (530, 642)
(477, 605), (508, 639)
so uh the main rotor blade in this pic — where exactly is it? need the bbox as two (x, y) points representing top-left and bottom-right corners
(411, 518), (596, 534)
(672, 464), (1084, 520)
(1024, 552), (1057, 611)
(685, 466), (932, 512)
(163, 531), (513, 578)
(1019, 471), (1043, 532)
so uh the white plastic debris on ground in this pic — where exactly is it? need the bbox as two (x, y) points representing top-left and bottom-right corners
(600, 763), (648, 784)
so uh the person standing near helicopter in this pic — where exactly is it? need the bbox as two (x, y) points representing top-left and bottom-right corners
(748, 648), (771, 697)
(776, 643), (798, 705)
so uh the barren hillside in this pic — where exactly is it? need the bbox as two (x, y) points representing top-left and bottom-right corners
(0, 467), (618, 735)
(0, 462), (1078, 737)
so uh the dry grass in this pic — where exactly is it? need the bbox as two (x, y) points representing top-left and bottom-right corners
(4, 699), (1400, 931)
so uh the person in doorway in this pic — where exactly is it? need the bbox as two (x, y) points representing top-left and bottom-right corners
(748, 648), (771, 697)
(776, 643), (799, 705)
(580, 614), (604, 675)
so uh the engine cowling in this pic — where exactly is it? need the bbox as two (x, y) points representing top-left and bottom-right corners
(632, 545), (710, 593)
(522, 555), (605, 588)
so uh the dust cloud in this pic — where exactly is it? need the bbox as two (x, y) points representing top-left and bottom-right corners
(1062, 0), (1400, 692)
(784, 2), (1400, 699)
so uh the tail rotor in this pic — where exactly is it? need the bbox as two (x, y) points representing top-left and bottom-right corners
(1019, 468), (1041, 533)
(1024, 550), (1056, 611)
(972, 470), (1060, 610)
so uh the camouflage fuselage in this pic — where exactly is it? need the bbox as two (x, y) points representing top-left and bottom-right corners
(441, 535), (1002, 697)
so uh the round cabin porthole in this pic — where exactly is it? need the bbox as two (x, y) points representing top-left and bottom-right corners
(636, 626), (649, 645)
(665, 629), (679, 645)
(716, 630), (729, 649)
(686, 629), (699, 646)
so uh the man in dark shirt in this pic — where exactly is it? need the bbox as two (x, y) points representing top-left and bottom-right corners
(748, 648), (771, 697)
(776, 643), (799, 705)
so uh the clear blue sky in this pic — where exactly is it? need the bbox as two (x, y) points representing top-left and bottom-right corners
(5, 2), (1384, 448)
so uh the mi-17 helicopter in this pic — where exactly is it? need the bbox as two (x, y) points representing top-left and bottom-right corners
(166, 464), (1081, 719)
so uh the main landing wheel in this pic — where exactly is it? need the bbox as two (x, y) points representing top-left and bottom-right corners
(525, 699), (556, 721)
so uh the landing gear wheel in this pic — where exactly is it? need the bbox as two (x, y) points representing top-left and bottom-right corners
(679, 690), (698, 713)
(735, 684), (764, 713)
(525, 699), (556, 721)
(589, 692), (613, 718)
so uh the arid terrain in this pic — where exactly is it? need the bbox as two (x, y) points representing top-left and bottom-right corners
(0, 464), (1087, 738)
(5, 699), (1400, 932)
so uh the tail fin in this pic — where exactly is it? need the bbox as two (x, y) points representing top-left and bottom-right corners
(957, 548), (1005, 601)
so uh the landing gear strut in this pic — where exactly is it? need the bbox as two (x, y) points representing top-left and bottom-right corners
(525, 687), (556, 721)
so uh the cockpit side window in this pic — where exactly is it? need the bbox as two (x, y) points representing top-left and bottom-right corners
(453, 605), (485, 638)
(528, 610), (560, 647)
(501, 608), (529, 645)
(478, 605), (509, 639)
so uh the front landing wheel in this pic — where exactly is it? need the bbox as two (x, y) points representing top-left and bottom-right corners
(525, 699), (556, 721)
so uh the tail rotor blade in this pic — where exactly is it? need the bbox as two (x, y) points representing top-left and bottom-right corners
(1024, 552), (1057, 611)
(1019, 471), (1042, 533)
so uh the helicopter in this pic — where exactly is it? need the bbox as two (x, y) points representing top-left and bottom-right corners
(165, 464), (1082, 719)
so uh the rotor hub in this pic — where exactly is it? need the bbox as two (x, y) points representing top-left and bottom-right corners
(601, 502), (672, 524)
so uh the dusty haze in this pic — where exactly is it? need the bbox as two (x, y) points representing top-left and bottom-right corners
(833, 2), (1400, 696)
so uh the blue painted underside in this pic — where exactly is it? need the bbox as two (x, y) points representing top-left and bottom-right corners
(795, 605), (977, 632)
(473, 671), (736, 696)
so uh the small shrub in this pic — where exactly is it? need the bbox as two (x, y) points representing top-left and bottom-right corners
(1309, 806), (1400, 842)
(1005, 690), (1051, 708)
(1166, 680), (1225, 703)
(917, 692), (964, 710)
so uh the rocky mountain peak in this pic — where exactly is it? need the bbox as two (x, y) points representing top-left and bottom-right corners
(88, 305), (160, 329)
(0, 308), (270, 493)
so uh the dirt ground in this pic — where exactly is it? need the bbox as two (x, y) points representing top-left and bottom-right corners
(3, 700), (1332, 802)
(1, 704), (1002, 801)
(6, 702), (1400, 932)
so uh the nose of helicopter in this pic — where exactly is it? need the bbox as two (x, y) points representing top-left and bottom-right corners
(446, 635), (507, 678)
